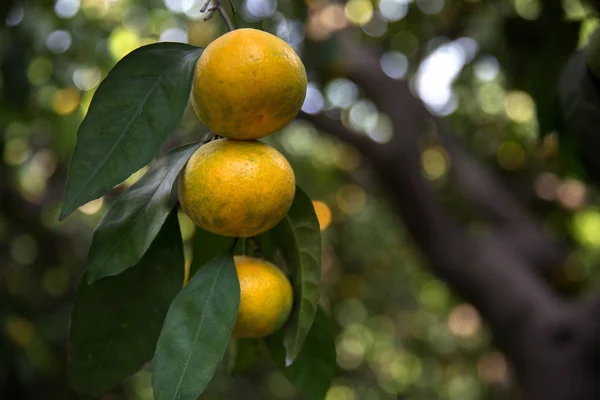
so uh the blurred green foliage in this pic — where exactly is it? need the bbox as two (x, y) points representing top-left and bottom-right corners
(3, 0), (600, 399)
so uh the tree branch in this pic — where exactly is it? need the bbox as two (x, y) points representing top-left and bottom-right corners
(327, 31), (567, 274)
(297, 33), (575, 372)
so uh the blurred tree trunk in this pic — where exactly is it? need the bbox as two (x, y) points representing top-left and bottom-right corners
(300, 31), (600, 399)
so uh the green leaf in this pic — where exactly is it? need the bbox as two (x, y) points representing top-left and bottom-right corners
(153, 248), (240, 400)
(227, 338), (260, 375)
(60, 43), (203, 220)
(86, 142), (200, 283)
(268, 307), (336, 400)
(559, 51), (600, 184)
(267, 186), (321, 365)
(189, 227), (236, 277)
(69, 211), (184, 396)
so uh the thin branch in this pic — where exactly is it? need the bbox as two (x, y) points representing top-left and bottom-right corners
(201, 0), (235, 31)
(216, 5), (234, 31)
(227, 0), (238, 29)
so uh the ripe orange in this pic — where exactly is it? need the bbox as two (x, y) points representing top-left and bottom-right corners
(232, 256), (293, 338)
(191, 28), (307, 140)
(178, 139), (295, 237)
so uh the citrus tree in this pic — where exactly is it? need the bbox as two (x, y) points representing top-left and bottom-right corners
(62, 9), (334, 400)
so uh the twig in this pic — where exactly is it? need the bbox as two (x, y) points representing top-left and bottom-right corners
(201, 0), (235, 31)
(216, 5), (235, 31)
(227, 0), (238, 29)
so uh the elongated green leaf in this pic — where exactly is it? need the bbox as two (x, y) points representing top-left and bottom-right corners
(87, 142), (200, 283)
(559, 51), (600, 184)
(69, 211), (184, 396)
(153, 249), (240, 400)
(268, 307), (336, 400)
(189, 227), (236, 277)
(268, 186), (321, 365)
(60, 43), (203, 220)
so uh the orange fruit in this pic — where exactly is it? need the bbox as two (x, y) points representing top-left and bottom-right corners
(232, 256), (293, 338)
(178, 139), (295, 237)
(191, 28), (307, 140)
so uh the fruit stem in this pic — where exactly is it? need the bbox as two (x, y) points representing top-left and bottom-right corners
(249, 237), (262, 257)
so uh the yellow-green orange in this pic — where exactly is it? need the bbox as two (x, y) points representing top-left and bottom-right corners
(178, 139), (295, 237)
(232, 256), (293, 338)
(191, 28), (307, 140)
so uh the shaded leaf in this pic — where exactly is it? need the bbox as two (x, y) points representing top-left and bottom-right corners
(87, 142), (200, 283)
(189, 227), (236, 277)
(267, 186), (321, 365)
(60, 43), (203, 220)
(69, 211), (184, 396)
(227, 338), (260, 375)
(268, 307), (336, 400)
(559, 51), (600, 184)
(153, 249), (240, 400)
(501, 9), (580, 136)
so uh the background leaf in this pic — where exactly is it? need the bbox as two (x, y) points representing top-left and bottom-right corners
(559, 50), (600, 185)
(189, 227), (236, 277)
(265, 186), (321, 365)
(69, 211), (184, 396)
(268, 307), (336, 400)
(86, 142), (200, 283)
(500, 10), (580, 136)
(227, 338), (261, 375)
(60, 43), (203, 220)
(152, 249), (240, 400)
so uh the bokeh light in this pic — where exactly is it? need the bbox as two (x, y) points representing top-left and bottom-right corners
(302, 83), (324, 114)
(497, 141), (526, 171)
(326, 78), (358, 109)
(513, 0), (542, 20)
(504, 91), (535, 123)
(473, 55), (500, 81)
(417, 0), (444, 15)
(556, 178), (586, 210)
(477, 352), (508, 384)
(378, 0), (409, 21)
(344, 0), (374, 26)
(448, 304), (481, 338)
(52, 88), (81, 115)
(46, 30), (73, 54)
(54, 0), (81, 18)
(379, 51), (409, 80)
(421, 146), (450, 180)
(572, 209), (600, 247)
